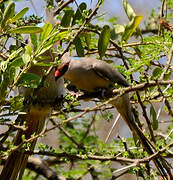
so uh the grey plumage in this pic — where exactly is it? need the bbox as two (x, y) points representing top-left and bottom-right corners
(57, 54), (168, 178)
(61, 55), (129, 92)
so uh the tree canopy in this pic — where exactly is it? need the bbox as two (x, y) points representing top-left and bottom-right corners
(0, 0), (173, 179)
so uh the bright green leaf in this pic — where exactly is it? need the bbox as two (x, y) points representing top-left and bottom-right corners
(8, 7), (29, 24)
(36, 31), (68, 57)
(114, 24), (125, 34)
(122, 15), (143, 42)
(7, 47), (23, 61)
(30, 33), (38, 52)
(9, 57), (24, 68)
(74, 36), (84, 57)
(98, 25), (111, 59)
(122, 0), (136, 20)
(39, 23), (52, 43)
(25, 45), (32, 56)
(9, 26), (43, 34)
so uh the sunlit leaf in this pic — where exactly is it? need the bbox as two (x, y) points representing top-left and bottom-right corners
(9, 26), (43, 34)
(122, 15), (143, 42)
(9, 57), (24, 68)
(30, 33), (38, 52)
(122, 0), (136, 20)
(114, 24), (125, 34)
(8, 7), (29, 24)
(39, 23), (52, 43)
(98, 25), (111, 59)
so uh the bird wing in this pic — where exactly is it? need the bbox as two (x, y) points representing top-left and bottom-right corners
(92, 60), (129, 87)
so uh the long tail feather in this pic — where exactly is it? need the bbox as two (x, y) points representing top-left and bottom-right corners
(0, 106), (51, 180)
(113, 94), (170, 179)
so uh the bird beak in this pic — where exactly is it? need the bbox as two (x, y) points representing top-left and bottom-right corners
(54, 62), (69, 81)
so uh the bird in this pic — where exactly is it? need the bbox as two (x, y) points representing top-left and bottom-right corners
(0, 10), (65, 180)
(0, 50), (65, 180)
(54, 53), (169, 179)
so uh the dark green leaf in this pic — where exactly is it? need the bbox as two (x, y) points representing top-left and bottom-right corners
(73, 36), (84, 57)
(72, 2), (87, 25)
(17, 73), (41, 88)
(9, 66), (16, 84)
(98, 25), (111, 59)
(150, 104), (158, 130)
(61, 10), (74, 27)
(9, 26), (43, 34)
(83, 32), (91, 49)
(152, 67), (162, 79)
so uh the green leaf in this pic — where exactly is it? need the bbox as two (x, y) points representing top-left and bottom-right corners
(8, 7), (29, 24)
(34, 62), (56, 66)
(9, 66), (16, 84)
(122, 0), (136, 20)
(152, 67), (162, 79)
(72, 2), (87, 25)
(30, 33), (38, 52)
(1, 1), (15, 27)
(61, 10), (74, 27)
(9, 26), (43, 34)
(114, 24), (125, 34)
(98, 25), (111, 59)
(39, 23), (52, 43)
(17, 73), (41, 88)
(9, 57), (24, 68)
(25, 45), (32, 56)
(7, 47), (23, 61)
(150, 104), (158, 130)
(83, 32), (91, 49)
(73, 36), (84, 57)
(122, 15), (143, 42)
(0, 61), (8, 72)
(36, 31), (68, 57)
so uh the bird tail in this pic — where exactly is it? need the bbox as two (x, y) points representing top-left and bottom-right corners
(0, 105), (51, 180)
(112, 94), (169, 179)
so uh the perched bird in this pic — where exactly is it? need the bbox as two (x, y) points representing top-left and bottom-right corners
(0, 50), (65, 180)
(0, 10), (65, 180)
(55, 53), (168, 179)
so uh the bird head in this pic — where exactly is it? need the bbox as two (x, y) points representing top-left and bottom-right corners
(55, 53), (71, 80)
(55, 62), (70, 81)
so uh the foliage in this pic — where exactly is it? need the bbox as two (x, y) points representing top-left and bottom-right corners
(0, 0), (173, 179)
